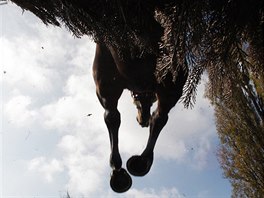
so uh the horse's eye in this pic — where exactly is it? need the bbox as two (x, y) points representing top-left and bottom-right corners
(133, 94), (140, 100)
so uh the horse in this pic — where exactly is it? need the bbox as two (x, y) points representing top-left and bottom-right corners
(92, 43), (188, 192)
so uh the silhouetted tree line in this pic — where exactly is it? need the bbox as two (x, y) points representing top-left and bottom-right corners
(10, 0), (263, 196)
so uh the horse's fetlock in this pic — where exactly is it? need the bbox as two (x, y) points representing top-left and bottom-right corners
(110, 153), (122, 170)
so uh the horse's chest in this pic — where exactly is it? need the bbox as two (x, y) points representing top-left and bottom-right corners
(109, 47), (157, 92)
(119, 68), (157, 92)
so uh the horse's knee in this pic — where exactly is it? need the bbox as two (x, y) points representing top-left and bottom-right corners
(150, 110), (169, 130)
(104, 110), (121, 128)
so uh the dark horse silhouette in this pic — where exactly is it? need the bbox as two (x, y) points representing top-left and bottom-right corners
(92, 43), (188, 192)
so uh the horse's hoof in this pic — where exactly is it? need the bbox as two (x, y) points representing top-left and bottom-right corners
(110, 168), (132, 193)
(126, 155), (153, 176)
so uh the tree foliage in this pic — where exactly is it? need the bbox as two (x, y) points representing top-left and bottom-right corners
(10, 0), (264, 196)
(206, 62), (264, 197)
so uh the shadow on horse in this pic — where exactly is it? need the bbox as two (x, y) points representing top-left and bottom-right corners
(92, 40), (188, 192)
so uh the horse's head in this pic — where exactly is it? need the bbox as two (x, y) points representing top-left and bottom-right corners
(131, 92), (157, 127)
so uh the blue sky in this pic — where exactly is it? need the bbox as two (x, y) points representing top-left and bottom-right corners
(1, 3), (231, 198)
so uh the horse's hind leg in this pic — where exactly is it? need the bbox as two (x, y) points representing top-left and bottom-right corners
(127, 71), (187, 176)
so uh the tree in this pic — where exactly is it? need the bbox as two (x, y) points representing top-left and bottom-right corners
(206, 61), (264, 197)
(9, 0), (264, 196)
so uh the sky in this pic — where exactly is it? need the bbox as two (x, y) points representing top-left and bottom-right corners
(1, 3), (231, 198)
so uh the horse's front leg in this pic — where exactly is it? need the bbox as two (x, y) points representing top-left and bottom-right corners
(126, 98), (171, 176)
(104, 106), (122, 170)
(93, 44), (132, 192)
(127, 73), (187, 176)
(97, 92), (132, 192)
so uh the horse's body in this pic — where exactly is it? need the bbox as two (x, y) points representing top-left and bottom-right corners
(93, 43), (188, 192)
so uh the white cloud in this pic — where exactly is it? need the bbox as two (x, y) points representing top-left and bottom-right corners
(64, 74), (93, 96)
(1, 37), (57, 93)
(4, 95), (38, 126)
(67, 168), (102, 195)
(2, 21), (106, 195)
(116, 187), (184, 198)
(3, 5), (105, 196)
(57, 134), (108, 195)
(40, 74), (104, 132)
(28, 157), (64, 182)
(192, 136), (212, 170)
